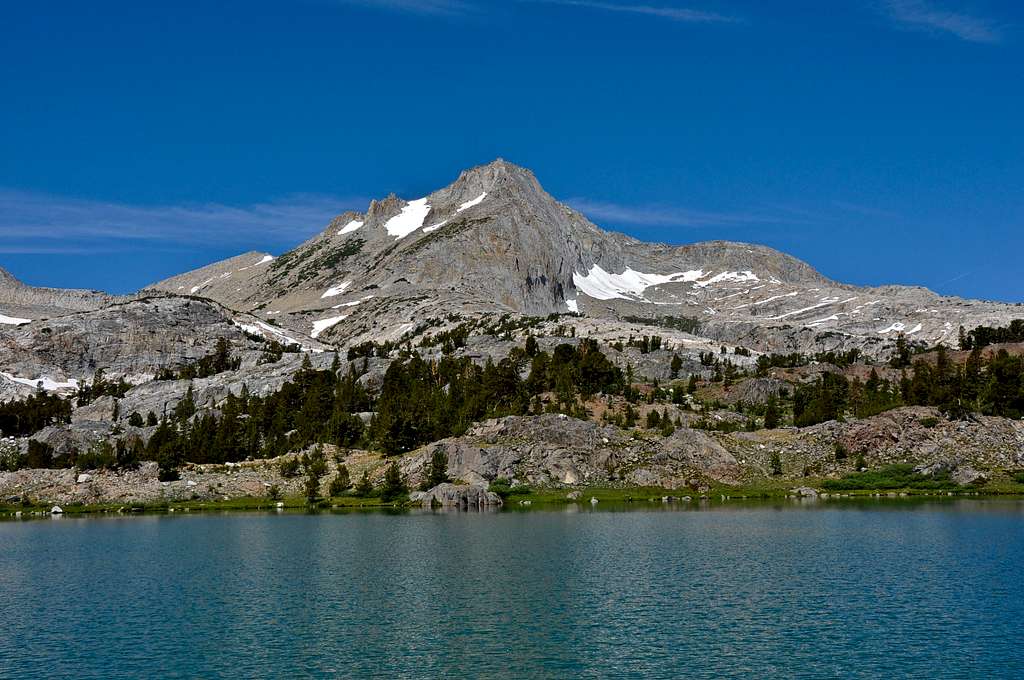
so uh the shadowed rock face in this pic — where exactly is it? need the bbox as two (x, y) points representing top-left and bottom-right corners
(145, 159), (1020, 356)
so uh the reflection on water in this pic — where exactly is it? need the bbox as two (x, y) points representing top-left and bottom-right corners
(1, 499), (1022, 678)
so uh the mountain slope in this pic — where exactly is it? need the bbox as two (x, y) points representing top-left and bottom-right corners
(149, 160), (1019, 356)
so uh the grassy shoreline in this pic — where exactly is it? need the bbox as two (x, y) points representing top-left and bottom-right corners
(4, 477), (1023, 518)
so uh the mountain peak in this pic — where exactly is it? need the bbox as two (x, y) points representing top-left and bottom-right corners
(0, 266), (23, 290)
(451, 158), (541, 195)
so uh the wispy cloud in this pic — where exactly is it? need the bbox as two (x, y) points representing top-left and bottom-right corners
(0, 188), (363, 255)
(531, 0), (738, 23)
(331, 0), (476, 15)
(881, 0), (1002, 43)
(566, 198), (798, 228)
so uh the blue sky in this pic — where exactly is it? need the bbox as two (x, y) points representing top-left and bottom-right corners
(1, 0), (1021, 302)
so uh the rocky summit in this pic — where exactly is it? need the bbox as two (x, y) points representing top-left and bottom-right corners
(2, 160), (1023, 505)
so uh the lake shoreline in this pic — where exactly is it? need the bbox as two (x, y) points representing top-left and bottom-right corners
(4, 483), (1023, 520)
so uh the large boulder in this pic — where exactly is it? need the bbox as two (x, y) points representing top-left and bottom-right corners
(414, 483), (502, 508)
(951, 466), (987, 486)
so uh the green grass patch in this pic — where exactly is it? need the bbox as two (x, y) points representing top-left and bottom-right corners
(822, 464), (960, 492)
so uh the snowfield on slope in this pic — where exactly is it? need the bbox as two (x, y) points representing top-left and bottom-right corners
(312, 315), (348, 339)
(321, 281), (353, 299)
(0, 313), (31, 325)
(385, 199), (431, 239)
(1, 372), (79, 392)
(573, 265), (705, 301)
(423, 192), (488, 233)
(338, 220), (364, 235)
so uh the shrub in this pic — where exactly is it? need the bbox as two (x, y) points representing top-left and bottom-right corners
(488, 478), (532, 499)
(279, 457), (301, 479)
(74, 441), (117, 470)
(919, 417), (940, 428)
(25, 440), (56, 469)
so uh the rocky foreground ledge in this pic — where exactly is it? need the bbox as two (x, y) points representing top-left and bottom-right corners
(2, 411), (1022, 508)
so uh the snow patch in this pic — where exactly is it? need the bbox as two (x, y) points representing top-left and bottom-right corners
(0, 313), (31, 326)
(312, 316), (348, 339)
(385, 198), (430, 240)
(805, 314), (840, 327)
(330, 295), (374, 310)
(421, 193), (486, 234)
(338, 220), (364, 236)
(565, 299), (579, 313)
(321, 281), (353, 299)
(695, 271), (759, 288)
(770, 298), (841, 321)
(877, 322), (906, 334)
(190, 278), (215, 294)
(1, 372), (79, 392)
(458, 192), (487, 212)
(907, 323), (923, 335)
(573, 265), (704, 302)
(238, 255), (274, 271)
(234, 320), (302, 348)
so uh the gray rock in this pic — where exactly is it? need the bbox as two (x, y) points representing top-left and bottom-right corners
(952, 466), (987, 486)
(790, 486), (818, 498)
(415, 483), (502, 508)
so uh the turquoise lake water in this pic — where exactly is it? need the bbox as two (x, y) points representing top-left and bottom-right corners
(1, 500), (1022, 679)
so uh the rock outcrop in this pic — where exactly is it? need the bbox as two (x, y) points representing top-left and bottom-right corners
(410, 483), (502, 508)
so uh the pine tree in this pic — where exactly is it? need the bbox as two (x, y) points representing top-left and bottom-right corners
(525, 335), (539, 357)
(421, 448), (450, 490)
(763, 398), (780, 429)
(354, 471), (374, 497)
(670, 354), (682, 379)
(301, 447), (328, 504)
(329, 464), (351, 496)
(645, 409), (661, 429)
(380, 462), (407, 501)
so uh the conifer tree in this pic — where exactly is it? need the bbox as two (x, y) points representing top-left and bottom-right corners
(380, 462), (407, 501)
(354, 471), (374, 497)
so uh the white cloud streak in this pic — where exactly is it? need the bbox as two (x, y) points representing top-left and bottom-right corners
(332, 0), (476, 15)
(567, 197), (799, 227)
(532, 0), (737, 22)
(0, 188), (362, 254)
(882, 0), (1002, 43)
